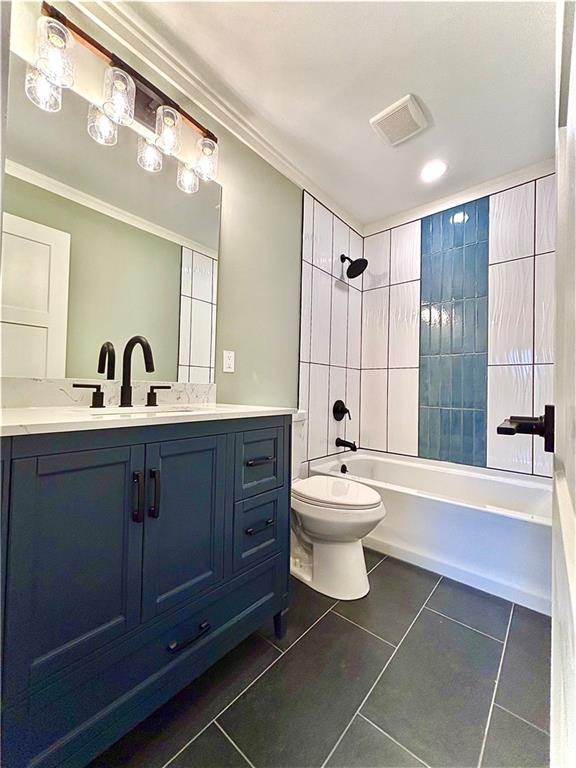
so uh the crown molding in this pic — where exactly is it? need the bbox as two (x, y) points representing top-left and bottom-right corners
(64, 0), (362, 232)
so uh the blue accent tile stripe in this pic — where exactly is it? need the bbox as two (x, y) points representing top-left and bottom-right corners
(419, 197), (489, 467)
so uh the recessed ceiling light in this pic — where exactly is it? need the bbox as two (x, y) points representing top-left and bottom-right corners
(420, 159), (447, 183)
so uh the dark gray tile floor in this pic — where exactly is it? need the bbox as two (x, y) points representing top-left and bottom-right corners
(90, 551), (551, 768)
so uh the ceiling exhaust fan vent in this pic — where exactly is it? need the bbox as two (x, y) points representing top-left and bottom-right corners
(370, 95), (428, 146)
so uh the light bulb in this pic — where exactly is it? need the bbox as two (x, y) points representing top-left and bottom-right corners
(87, 104), (118, 145)
(420, 159), (447, 183)
(25, 64), (62, 112)
(195, 137), (218, 182)
(155, 106), (181, 156)
(34, 16), (74, 88)
(103, 67), (135, 126)
(177, 162), (199, 194)
(137, 136), (163, 172)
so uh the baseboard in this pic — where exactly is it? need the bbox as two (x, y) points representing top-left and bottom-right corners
(363, 534), (551, 616)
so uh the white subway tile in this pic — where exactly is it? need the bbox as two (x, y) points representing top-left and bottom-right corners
(332, 216), (350, 280)
(535, 251), (555, 363)
(391, 221), (421, 284)
(211, 304), (216, 368)
(347, 288), (362, 369)
(189, 366), (210, 384)
(346, 368), (360, 446)
(362, 287), (389, 368)
(178, 366), (189, 383)
(363, 231), (390, 290)
(178, 296), (191, 366)
(299, 362), (310, 460)
(487, 365), (533, 473)
(388, 368), (419, 456)
(310, 267), (331, 364)
(313, 201), (333, 273)
(212, 260), (218, 303)
(536, 175), (556, 254)
(192, 252), (213, 302)
(302, 192), (314, 263)
(534, 364), (554, 477)
(300, 261), (312, 362)
(328, 366), (347, 452)
(308, 363), (330, 459)
(360, 369), (388, 451)
(350, 229), (363, 264)
(181, 248), (193, 297)
(190, 299), (212, 367)
(488, 258), (534, 365)
(489, 182), (535, 264)
(389, 280), (420, 368)
(330, 279), (349, 367)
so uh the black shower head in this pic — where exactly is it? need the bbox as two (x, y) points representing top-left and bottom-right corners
(340, 254), (368, 279)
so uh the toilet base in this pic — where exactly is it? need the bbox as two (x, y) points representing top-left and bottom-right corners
(291, 538), (369, 600)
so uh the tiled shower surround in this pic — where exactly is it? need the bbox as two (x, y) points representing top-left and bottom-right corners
(178, 247), (217, 384)
(298, 172), (555, 478)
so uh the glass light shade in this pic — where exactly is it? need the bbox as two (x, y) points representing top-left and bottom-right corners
(102, 67), (135, 126)
(155, 106), (181, 156)
(34, 16), (74, 88)
(195, 137), (218, 182)
(137, 136), (163, 172)
(177, 162), (199, 194)
(25, 64), (62, 112)
(87, 104), (118, 146)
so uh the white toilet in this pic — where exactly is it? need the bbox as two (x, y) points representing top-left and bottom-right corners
(290, 475), (386, 600)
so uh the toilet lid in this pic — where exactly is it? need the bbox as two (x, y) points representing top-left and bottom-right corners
(292, 475), (381, 510)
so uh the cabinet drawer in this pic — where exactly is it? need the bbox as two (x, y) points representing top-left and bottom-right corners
(235, 427), (284, 499)
(233, 489), (285, 571)
(3, 558), (283, 768)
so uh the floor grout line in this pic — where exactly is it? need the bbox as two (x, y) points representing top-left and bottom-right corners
(358, 713), (431, 768)
(320, 575), (443, 768)
(257, 632), (285, 654)
(423, 607), (505, 644)
(493, 703), (550, 736)
(476, 603), (515, 768)
(161, 603), (337, 768)
(214, 721), (257, 768)
(331, 610), (396, 649)
(366, 553), (389, 575)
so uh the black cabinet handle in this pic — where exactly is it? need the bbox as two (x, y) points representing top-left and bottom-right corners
(167, 621), (211, 654)
(149, 468), (161, 518)
(497, 404), (555, 453)
(132, 471), (144, 523)
(245, 518), (274, 536)
(246, 456), (274, 468)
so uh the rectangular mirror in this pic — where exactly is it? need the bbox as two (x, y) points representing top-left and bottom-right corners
(2, 52), (221, 384)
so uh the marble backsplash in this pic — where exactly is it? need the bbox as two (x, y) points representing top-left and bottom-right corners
(0, 377), (216, 409)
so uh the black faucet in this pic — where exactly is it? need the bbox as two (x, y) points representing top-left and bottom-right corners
(97, 341), (116, 380)
(335, 437), (357, 452)
(120, 336), (155, 407)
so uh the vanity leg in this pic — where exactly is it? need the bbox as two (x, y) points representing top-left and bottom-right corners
(273, 608), (288, 640)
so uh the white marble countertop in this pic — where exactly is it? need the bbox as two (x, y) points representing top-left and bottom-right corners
(0, 403), (297, 437)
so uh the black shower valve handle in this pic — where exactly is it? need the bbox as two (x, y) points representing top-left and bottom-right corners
(333, 400), (351, 422)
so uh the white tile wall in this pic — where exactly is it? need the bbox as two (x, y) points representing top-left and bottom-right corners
(347, 288), (362, 369)
(189, 367), (211, 384)
(310, 267), (331, 364)
(350, 229), (364, 264)
(333, 216), (350, 281)
(190, 300), (212, 367)
(300, 260), (312, 362)
(360, 369), (388, 451)
(489, 182), (535, 264)
(535, 251), (555, 364)
(362, 287), (389, 368)
(346, 368), (361, 446)
(192, 252), (213, 302)
(328, 366), (347, 452)
(179, 248), (217, 384)
(389, 280), (420, 368)
(313, 201), (333, 273)
(308, 363), (329, 459)
(487, 365), (533, 473)
(536, 175), (556, 255)
(212, 261), (218, 304)
(488, 257), (534, 365)
(388, 368), (419, 456)
(330, 279), (349, 367)
(299, 362), (310, 458)
(302, 193), (314, 263)
(534, 364), (553, 477)
(181, 248), (193, 297)
(179, 296), (191, 366)
(391, 221), (421, 284)
(363, 231), (390, 290)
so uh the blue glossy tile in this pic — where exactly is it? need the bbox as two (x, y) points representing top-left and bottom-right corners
(421, 252), (431, 302)
(451, 248), (464, 300)
(473, 354), (487, 410)
(420, 305), (431, 355)
(451, 356), (463, 408)
(452, 210), (465, 248)
(419, 407), (429, 457)
(428, 407), (441, 458)
(463, 244), (477, 299)
(463, 354), (475, 409)
(420, 356), (429, 406)
(422, 214), (442, 255)
(440, 408), (451, 461)
(430, 256), (442, 303)
(440, 303), (452, 354)
(477, 197), (489, 242)
(463, 410), (475, 465)
(475, 241), (489, 298)
(429, 356), (440, 407)
(430, 304), (441, 355)
(440, 356), (452, 407)
(442, 210), (454, 250)
(441, 251), (453, 301)
(451, 300), (464, 354)
(475, 297), (488, 353)
(421, 218), (433, 257)
(463, 299), (476, 353)
(450, 409), (463, 464)
(474, 410), (487, 466)
(464, 200), (477, 245)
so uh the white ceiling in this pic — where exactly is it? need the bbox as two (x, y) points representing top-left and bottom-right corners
(132, 1), (555, 227)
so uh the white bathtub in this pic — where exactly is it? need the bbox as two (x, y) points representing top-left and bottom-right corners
(309, 451), (553, 614)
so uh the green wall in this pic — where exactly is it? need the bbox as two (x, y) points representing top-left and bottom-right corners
(4, 175), (181, 381)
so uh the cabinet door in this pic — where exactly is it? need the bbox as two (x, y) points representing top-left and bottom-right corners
(235, 427), (284, 500)
(3, 446), (144, 700)
(142, 435), (227, 621)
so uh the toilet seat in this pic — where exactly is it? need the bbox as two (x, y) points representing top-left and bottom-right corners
(292, 475), (381, 511)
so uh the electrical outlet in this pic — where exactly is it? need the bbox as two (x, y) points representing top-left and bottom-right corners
(223, 350), (235, 373)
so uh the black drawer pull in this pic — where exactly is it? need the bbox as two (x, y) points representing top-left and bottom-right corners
(167, 621), (211, 654)
(132, 471), (144, 523)
(246, 456), (274, 468)
(245, 518), (274, 536)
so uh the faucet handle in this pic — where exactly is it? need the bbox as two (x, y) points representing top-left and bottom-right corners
(73, 383), (105, 409)
(146, 385), (172, 407)
(333, 400), (351, 421)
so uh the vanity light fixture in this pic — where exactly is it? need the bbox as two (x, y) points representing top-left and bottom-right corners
(25, 63), (62, 112)
(87, 104), (118, 146)
(156, 106), (182, 156)
(34, 15), (75, 88)
(420, 159), (447, 183)
(102, 67), (135, 126)
(195, 137), (219, 182)
(137, 136), (163, 173)
(177, 162), (200, 194)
